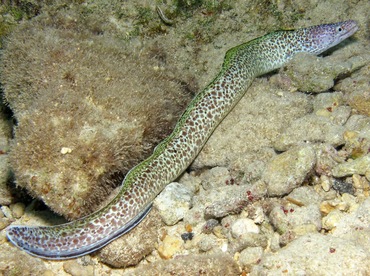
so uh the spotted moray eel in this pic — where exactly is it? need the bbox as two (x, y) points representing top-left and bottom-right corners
(6, 20), (358, 259)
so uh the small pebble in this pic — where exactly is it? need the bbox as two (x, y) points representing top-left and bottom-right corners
(269, 232), (281, 252)
(157, 235), (183, 259)
(320, 175), (332, 192)
(341, 193), (359, 213)
(320, 200), (338, 215)
(202, 219), (219, 234)
(43, 270), (55, 276)
(60, 147), (72, 154)
(213, 225), (225, 239)
(63, 260), (94, 276)
(228, 233), (268, 254)
(352, 174), (369, 190)
(198, 235), (217, 252)
(180, 232), (194, 242)
(0, 206), (13, 219)
(204, 197), (249, 218)
(239, 246), (264, 270)
(332, 179), (354, 195)
(250, 205), (265, 224)
(11, 202), (26, 219)
(231, 218), (260, 238)
(322, 209), (345, 230)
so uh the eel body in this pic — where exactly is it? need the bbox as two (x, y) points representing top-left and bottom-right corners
(6, 20), (358, 259)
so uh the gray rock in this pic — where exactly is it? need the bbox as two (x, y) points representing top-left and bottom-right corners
(228, 232), (268, 255)
(184, 206), (207, 226)
(201, 218), (220, 234)
(204, 196), (250, 219)
(98, 208), (163, 268)
(279, 52), (366, 94)
(286, 186), (323, 206)
(193, 182), (266, 219)
(312, 92), (351, 125)
(332, 154), (370, 177)
(263, 146), (316, 196)
(274, 114), (346, 151)
(239, 246), (264, 270)
(0, 242), (47, 275)
(197, 235), (217, 252)
(122, 253), (240, 276)
(332, 179), (355, 195)
(251, 233), (370, 275)
(199, 166), (231, 190)
(269, 204), (322, 234)
(335, 45), (370, 116)
(314, 143), (345, 176)
(191, 83), (311, 169)
(63, 260), (94, 276)
(332, 197), (370, 252)
(345, 115), (370, 133)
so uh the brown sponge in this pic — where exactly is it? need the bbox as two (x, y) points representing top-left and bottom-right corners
(1, 10), (192, 219)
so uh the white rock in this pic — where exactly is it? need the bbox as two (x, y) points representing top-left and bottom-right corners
(154, 182), (193, 225)
(231, 218), (259, 238)
(263, 145), (316, 196)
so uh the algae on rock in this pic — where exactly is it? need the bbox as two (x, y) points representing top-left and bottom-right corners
(0, 9), (192, 219)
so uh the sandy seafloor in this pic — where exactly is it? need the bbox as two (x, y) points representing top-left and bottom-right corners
(0, 0), (369, 275)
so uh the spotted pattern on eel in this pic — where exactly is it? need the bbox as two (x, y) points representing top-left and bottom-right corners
(6, 20), (358, 259)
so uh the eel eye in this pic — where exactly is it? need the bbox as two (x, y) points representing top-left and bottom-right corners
(337, 26), (343, 32)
